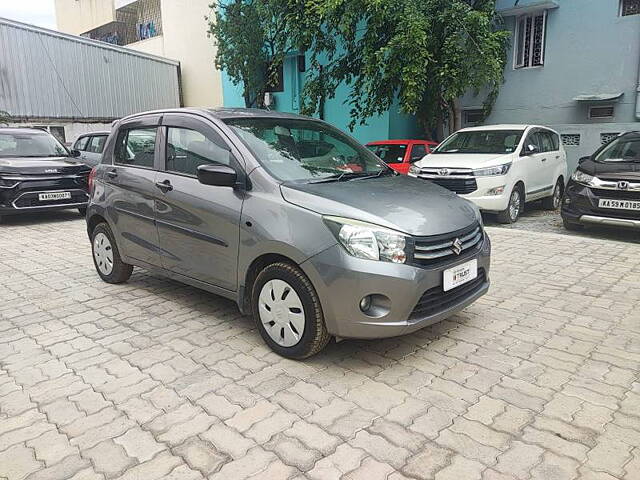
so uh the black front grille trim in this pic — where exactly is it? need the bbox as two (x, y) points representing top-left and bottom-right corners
(410, 223), (484, 268)
(428, 177), (478, 194)
(409, 269), (486, 321)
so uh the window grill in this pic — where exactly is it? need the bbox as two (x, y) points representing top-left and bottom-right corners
(463, 109), (484, 126)
(589, 105), (615, 119)
(600, 133), (620, 145)
(514, 11), (546, 68)
(621, 0), (640, 16)
(81, 0), (162, 46)
(561, 134), (581, 147)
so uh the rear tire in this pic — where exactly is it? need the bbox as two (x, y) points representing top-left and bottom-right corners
(563, 218), (583, 231)
(496, 186), (523, 224)
(252, 262), (330, 359)
(542, 179), (563, 210)
(91, 223), (133, 284)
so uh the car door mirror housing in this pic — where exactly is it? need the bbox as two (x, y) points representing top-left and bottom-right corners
(197, 164), (238, 187)
(70, 149), (81, 158)
(578, 156), (590, 164)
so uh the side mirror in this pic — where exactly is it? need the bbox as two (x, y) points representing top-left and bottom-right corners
(197, 164), (238, 188)
(578, 156), (590, 164)
(70, 149), (81, 158)
(522, 144), (539, 156)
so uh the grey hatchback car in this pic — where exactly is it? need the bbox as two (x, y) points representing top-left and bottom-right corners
(86, 108), (491, 358)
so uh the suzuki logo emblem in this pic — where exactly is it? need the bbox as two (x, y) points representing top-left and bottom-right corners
(438, 168), (450, 176)
(618, 181), (630, 190)
(451, 238), (463, 255)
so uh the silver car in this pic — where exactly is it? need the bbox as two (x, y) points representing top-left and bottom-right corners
(86, 108), (491, 358)
(71, 131), (110, 167)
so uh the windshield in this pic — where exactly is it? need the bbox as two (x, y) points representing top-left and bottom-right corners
(0, 131), (69, 158)
(366, 144), (407, 164)
(595, 137), (640, 163)
(434, 130), (524, 154)
(224, 118), (387, 182)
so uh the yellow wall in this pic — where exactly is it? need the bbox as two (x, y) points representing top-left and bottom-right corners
(55, 0), (223, 108)
(54, 0), (115, 35)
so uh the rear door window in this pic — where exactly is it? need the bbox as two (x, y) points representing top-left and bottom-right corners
(114, 128), (157, 168)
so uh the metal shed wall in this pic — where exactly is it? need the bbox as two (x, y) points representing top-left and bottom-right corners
(0, 17), (180, 121)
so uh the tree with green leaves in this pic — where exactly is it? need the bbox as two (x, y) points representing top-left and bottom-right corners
(296, 0), (510, 138)
(0, 110), (9, 126)
(207, 0), (299, 108)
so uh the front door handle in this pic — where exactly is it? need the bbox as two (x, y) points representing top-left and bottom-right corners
(541, 158), (547, 162)
(155, 179), (173, 193)
(107, 169), (118, 179)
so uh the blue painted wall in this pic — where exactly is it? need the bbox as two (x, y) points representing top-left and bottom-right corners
(220, 52), (423, 143)
(462, 0), (640, 172)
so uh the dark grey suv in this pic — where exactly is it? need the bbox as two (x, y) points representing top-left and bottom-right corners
(86, 108), (491, 358)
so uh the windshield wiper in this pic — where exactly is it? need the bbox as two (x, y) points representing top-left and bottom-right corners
(308, 170), (391, 183)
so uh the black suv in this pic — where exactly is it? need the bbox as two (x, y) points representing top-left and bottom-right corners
(562, 132), (640, 231)
(0, 128), (91, 222)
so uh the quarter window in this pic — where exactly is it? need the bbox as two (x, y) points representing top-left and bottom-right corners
(166, 127), (230, 176)
(621, 0), (640, 16)
(514, 11), (546, 68)
(114, 128), (157, 168)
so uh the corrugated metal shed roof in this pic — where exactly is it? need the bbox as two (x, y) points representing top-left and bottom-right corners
(0, 17), (181, 121)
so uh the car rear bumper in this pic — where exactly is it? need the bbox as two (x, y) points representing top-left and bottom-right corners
(300, 233), (491, 339)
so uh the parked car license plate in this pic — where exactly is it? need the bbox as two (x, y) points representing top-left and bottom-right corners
(443, 258), (478, 292)
(598, 199), (640, 211)
(38, 192), (72, 201)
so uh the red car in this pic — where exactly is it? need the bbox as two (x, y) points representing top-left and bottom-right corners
(366, 139), (439, 174)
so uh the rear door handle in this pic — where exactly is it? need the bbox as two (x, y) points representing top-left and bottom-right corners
(155, 179), (173, 193)
(107, 169), (117, 178)
(541, 158), (547, 162)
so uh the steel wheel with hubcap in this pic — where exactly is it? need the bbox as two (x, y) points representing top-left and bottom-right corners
(258, 279), (305, 347)
(542, 179), (563, 210)
(252, 262), (330, 359)
(91, 222), (133, 284)
(93, 232), (114, 276)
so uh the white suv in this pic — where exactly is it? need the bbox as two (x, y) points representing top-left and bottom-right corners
(409, 125), (568, 223)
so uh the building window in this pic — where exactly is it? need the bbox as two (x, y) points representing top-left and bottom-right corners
(82, 0), (162, 46)
(463, 109), (484, 126)
(601, 133), (620, 145)
(589, 105), (615, 119)
(621, 0), (640, 16)
(514, 11), (546, 68)
(561, 134), (581, 146)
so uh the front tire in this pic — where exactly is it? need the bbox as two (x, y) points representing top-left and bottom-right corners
(91, 223), (133, 284)
(542, 179), (563, 210)
(251, 262), (330, 359)
(496, 186), (523, 224)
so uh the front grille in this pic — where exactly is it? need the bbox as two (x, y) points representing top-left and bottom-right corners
(412, 223), (483, 267)
(13, 190), (88, 208)
(428, 177), (478, 194)
(590, 188), (640, 200)
(409, 269), (486, 320)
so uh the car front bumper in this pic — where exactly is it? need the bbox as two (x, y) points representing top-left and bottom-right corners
(300, 233), (491, 339)
(561, 180), (640, 229)
(0, 177), (89, 215)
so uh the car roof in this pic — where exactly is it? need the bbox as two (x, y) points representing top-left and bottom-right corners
(78, 131), (110, 137)
(366, 139), (438, 145)
(458, 124), (559, 133)
(0, 127), (54, 135)
(119, 107), (313, 124)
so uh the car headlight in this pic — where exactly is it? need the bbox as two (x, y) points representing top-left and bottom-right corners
(473, 163), (511, 176)
(324, 216), (407, 263)
(408, 165), (421, 177)
(571, 169), (594, 186)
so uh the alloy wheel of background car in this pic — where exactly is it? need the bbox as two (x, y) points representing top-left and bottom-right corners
(258, 279), (306, 347)
(91, 223), (133, 284)
(509, 190), (521, 221)
(542, 179), (563, 210)
(252, 262), (330, 359)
